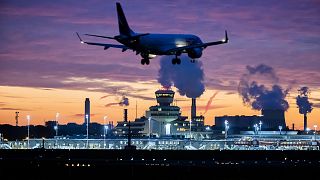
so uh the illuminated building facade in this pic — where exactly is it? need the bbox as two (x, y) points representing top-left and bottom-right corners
(145, 89), (181, 136)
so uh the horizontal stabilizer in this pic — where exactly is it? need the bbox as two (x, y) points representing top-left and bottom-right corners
(131, 33), (149, 39)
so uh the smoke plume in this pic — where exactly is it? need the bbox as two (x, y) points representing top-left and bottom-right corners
(238, 64), (289, 111)
(296, 87), (313, 114)
(158, 55), (205, 98)
(119, 96), (129, 106)
(105, 96), (129, 107)
(204, 91), (219, 114)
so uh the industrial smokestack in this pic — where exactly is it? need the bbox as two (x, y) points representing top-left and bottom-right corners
(15, 111), (19, 126)
(191, 98), (196, 119)
(84, 98), (90, 125)
(124, 109), (128, 122)
(304, 114), (307, 132)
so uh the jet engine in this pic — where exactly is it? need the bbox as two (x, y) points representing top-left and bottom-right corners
(187, 48), (202, 59)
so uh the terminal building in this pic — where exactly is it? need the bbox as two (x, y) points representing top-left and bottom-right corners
(113, 89), (210, 139)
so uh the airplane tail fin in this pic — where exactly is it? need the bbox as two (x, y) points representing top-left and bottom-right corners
(116, 2), (134, 36)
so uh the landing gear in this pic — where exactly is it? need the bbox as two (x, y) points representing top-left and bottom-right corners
(190, 59), (196, 63)
(172, 57), (181, 65)
(141, 58), (150, 65)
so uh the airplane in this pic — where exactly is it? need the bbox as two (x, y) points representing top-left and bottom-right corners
(76, 2), (228, 65)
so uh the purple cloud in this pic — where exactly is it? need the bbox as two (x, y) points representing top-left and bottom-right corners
(0, 0), (319, 95)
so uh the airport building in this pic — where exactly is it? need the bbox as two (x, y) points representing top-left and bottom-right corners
(144, 89), (181, 136)
(215, 109), (287, 131)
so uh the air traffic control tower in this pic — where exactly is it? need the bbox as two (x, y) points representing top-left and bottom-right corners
(145, 89), (181, 136)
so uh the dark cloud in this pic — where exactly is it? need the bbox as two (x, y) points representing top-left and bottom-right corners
(310, 98), (320, 102)
(126, 94), (155, 101)
(225, 92), (237, 95)
(1, 95), (26, 99)
(0, 59), (156, 97)
(0, 107), (31, 111)
(105, 103), (120, 108)
(73, 113), (95, 117)
(100, 95), (113, 100)
(181, 105), (229, 111)
(313, 103), (320, 108)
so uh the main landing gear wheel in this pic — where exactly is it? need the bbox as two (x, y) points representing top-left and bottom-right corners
(141, 59), (150, 65)
(172, 58), (181, 65)
(190, 59), (196, 63)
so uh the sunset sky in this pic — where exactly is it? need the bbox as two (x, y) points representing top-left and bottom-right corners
(0, 0), (319, 130)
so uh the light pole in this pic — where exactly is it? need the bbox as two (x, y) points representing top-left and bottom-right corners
(85, 114), (89, 149)
(55, 113), (59, 147)
(103, 116), (107, 149)
(224, 120), (229, 139)
(224, 120), (229, 149)
(259, 121), (262, 134)
(189, 118), (192, 139)
(27, 115), (30, 149)
(306, 128), (310, 134)
(314, 125), (317, 140)
(253, 124), (259, 140)
(148, 117), (151, 138)
(279, 126), (282, 135)
(165, 123), (171, 135)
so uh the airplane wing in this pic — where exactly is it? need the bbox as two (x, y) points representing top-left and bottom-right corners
(76, 32), (129, 50)
(165, 30), (228, 54)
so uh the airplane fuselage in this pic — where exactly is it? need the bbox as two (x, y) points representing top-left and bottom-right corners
(118, 34), (203, 56)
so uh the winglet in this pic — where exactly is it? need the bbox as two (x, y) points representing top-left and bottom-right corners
(76, 32), (84, 44)
(223, 30), (228, 43)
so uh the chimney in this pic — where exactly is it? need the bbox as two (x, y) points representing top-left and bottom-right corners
(84, 98), (90, 125)
(191, 98), (196, 119)
(124, 109), (128, 122)
(292, 123), (295, 130)
(15, 111), (19, 126)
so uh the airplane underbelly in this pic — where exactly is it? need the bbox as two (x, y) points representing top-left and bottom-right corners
(140, 38), (176, 55)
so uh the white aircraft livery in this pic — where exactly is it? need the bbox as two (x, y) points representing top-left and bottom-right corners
(76, 2), (228, 65)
